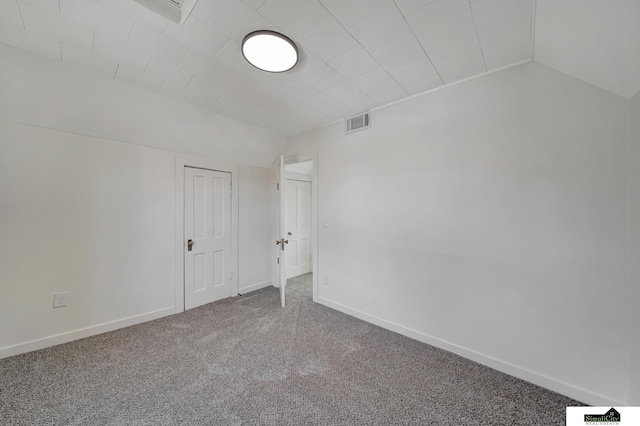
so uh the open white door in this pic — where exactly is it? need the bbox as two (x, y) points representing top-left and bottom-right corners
(277, 155), (287, 307)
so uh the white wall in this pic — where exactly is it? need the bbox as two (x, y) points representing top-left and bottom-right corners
(0, 120), (175, 354)
(239, 165), (272, 294)
(0, 46), (279, 358)
(0, 119), (275, 357)
(629, 90), (640, 405)
(284, 61), (631, 405)
(0, 44), (286, 167)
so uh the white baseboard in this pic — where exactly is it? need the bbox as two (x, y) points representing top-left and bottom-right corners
(238, 280), (272, 295)
(317, 297), (625, 407)
(0, 307), (175, 360)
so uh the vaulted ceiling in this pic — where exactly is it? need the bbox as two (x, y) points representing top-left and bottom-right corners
(0, 0), (638, 137)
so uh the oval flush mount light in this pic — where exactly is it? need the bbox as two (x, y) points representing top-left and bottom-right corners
(242, 30), (299, 73)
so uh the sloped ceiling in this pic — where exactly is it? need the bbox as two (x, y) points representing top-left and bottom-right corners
(534, 0), (640, 99)
(0, 0), (533, 137)
(0, 0), (638, 138)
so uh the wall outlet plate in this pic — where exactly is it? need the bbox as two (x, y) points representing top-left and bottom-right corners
(322, 275), (329, 285)
(53, 292), (68, 308)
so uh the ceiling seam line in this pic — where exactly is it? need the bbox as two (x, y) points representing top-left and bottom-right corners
(176, 48), (189, 66)
(305, 82), (357, 116)
(16, 0), (26, 29)
(126, 21), (135, 45)
(205, 0), (227, 25)
(212, 37), (231, 58)
(529, 0), (537, 60)
(467, 0), (488, 72)
(325, 20), (411, 100)
(142, 56), (152, 73)
(183, 74), (196, 88)
(315, 0), (390, 30)
(250, 0), (325, 40)
(189, 93), (201, 105)
(314, 1), (411, 105)
(392, 0), (445, 85)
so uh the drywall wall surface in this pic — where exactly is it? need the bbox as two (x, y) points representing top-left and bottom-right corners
(0, 119), (275, 357)
(0, 44), (286, 167)
(629, 90), (640, 405)
(0, 119), (176, 352)
(239, 165), (272, 293)
(284, 61), (630, 404)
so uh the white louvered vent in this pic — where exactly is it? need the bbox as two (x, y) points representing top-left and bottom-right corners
(134, 0), (196, 25)
(346, 112), (371, 135)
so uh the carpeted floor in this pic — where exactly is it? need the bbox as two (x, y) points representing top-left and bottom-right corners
(1, 273), (583, 425)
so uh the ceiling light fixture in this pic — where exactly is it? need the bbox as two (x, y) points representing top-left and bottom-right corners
(241, 30), (299, 73)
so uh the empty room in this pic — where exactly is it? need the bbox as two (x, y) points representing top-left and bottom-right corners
(1, 0), (639, 424)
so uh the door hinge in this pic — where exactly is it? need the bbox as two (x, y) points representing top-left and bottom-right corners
(277, 183), (280, 190)
(230, 270), (233, 280)
(277, 257), (280, 264)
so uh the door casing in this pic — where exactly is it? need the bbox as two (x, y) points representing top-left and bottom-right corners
(274, 153), (319, 304)
(175, 156), (239, 314)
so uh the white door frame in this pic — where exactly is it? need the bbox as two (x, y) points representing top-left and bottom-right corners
(175, 155), (239, 314)
(282, 152), (318, 304)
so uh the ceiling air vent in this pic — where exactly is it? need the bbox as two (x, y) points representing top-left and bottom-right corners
(134, 0), (197, 25)
(346, 112), (371, 135)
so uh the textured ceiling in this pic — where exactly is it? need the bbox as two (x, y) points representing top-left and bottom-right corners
(0, 0), (533, 136)
(2, 0), (636, 138)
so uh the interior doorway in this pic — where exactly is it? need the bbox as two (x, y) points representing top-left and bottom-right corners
(285, 162), (312, 280)
(277, 154), (318, 307)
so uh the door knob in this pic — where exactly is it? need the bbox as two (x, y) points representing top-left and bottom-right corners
(276, 239), (289, 249)
(187, 239), (194, 251)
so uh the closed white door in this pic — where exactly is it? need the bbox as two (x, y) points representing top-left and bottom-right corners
(184, 167), (232, 310)
(286, 179), (311, 279)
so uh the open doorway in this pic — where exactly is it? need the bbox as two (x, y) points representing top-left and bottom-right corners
(276, 153), (318, 307)
(284, 160), (313, 304)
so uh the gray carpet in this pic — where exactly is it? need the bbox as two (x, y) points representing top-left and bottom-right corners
(0, 273), (582, 425)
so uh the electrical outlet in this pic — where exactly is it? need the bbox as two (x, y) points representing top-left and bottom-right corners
(53, 292), (68, 308)
(322, 275), (329, 285)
